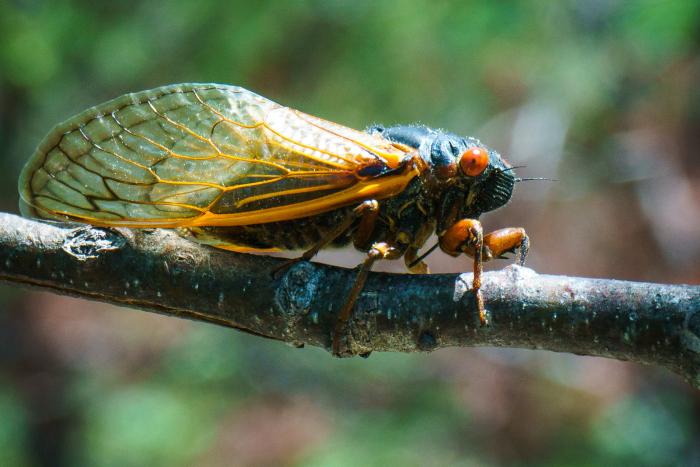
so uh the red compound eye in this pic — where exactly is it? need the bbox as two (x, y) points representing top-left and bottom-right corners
(459, 147), (489, 177)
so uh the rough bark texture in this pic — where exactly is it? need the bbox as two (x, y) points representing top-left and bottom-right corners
(1, 212), (699, 387)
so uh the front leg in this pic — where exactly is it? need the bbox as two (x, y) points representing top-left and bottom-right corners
(439, 220), (529, 325)
(482, 227), (529, 265)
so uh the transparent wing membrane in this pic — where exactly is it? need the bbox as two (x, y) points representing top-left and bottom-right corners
(20, 83), (415, 227)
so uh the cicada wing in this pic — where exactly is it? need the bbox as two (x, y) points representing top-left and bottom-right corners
(19, 84), (275, 225)
(19, 83), (416, 228)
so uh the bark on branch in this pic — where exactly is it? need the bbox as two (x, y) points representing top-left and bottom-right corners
(1, 212), (699, 386)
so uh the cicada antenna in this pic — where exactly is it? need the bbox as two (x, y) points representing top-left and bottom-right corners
(515, 177), (559, 182)
(501, 165), (526, 173)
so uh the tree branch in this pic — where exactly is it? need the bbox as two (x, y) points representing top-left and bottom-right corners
(1, 212), (699, 386)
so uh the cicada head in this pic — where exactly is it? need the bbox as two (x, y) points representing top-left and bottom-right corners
(428, 133), (515, 218)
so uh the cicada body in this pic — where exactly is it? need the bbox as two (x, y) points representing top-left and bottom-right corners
(19, 83), (529, 355)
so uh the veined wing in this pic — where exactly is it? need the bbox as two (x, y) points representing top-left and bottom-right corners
(19, 83), (419, 228)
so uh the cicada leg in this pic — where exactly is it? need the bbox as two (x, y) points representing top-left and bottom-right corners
(482, 227), (529, 266)
(439, 221), (529, 325)
(271, 200), (379, 277)
(332, 242), (395, 356)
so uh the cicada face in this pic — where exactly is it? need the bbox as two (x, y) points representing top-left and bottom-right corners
(427, 133), (516, 218)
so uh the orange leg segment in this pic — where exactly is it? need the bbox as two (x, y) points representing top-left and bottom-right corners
(483, 227), (529, 265)
(439, 220), (529, 326)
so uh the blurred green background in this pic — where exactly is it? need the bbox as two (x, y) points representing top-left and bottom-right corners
(2, 1), (700, 466)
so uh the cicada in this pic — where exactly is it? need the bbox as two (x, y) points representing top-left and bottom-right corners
(19, 83), (529, 355)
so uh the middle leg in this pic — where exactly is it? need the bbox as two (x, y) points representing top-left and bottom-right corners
(332, 242), (395, 356)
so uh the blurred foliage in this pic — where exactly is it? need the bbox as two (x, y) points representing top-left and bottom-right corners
(1, 0), (700, 466)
